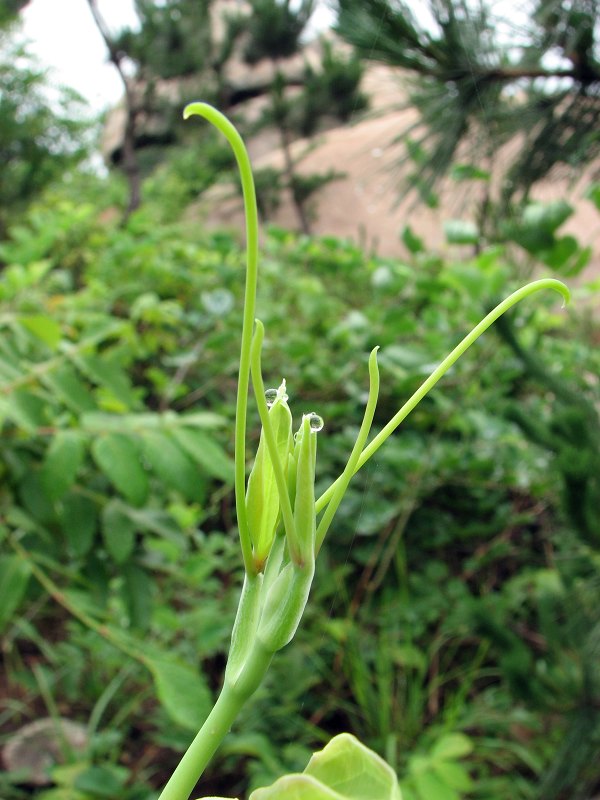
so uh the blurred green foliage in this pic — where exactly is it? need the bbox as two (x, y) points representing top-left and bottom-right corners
(0, 40), (88, 235)
(0, 161), (598, 800)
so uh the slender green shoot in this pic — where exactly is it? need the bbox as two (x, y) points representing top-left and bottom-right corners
(316, 346), (380, 553)
(316, 278), (570, 514)
(183, 102), (259, 576)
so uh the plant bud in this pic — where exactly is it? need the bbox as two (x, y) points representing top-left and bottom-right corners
(291, 413), (318, 565)
(246, 382), (293, 566)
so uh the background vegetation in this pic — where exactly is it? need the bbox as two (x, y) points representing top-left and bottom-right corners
(1, 2), (599, 799)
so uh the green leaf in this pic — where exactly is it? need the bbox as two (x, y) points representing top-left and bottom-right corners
(124, 506), (184, 542)
(73, 765), (129, 798)
(443, 220), (479, 245)
(251, 734), (401, 799)
(102, 500), (136, 563)
(401, 225), (425, 254)
(411, 771), (458, 800)
(431, 761), (473, 792)
(145, 657), (212, 731)
(80, 410), (226, 433)
(60, 493), (97, 557)
(141, 430), (203, 501)
(77, 353), (138, 411)
(36, 790), (88, 800)
(41, 430), (86, 501)
(566, 244), (592, 277)
(175, 411), (228, 429)
(18, 315), (62, 349)
(391, 643), (427, 672)
(81, 411), (163, 432)
(7, 389), (48, 431)
(251, 775), (342, 799)
(304, 733), (401, 799)
(540, 235), (579, 271)
(522, 200), (572, 234)
(43, 365), (96, 414)
(585, 182), (600, 210)
(19, 472), (56, 524)
(121, 563), (154, 630)
(91, 433), (148, 506)
(450, 163), (490, 182)
(0, 555), (31, 633)
(171, 427), (234, 484)
(430, 733), (473, 761)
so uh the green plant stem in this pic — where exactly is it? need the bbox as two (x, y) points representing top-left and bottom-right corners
(316, 278), (569, 513)
(158, 641), (273, 800)
(315, 346), (379, 553)
(184, 102), (260, 576)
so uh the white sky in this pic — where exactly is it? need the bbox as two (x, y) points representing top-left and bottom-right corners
(20, 0), (139, 112)
(19, 0), (336, 114)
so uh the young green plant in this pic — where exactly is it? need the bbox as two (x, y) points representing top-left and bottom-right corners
(157, 102), (569, 800)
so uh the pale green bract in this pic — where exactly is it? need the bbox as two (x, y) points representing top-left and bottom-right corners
(245, 381), (292, 567)
(156, 102), (570, 800)
(195, 734), (401, 800)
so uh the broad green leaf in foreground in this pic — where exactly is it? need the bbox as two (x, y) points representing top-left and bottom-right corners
(194, 734), (401, 800)
(300, 733), (401, 800)
(251, 775), (344, 799)
(256, 734), (400, 800)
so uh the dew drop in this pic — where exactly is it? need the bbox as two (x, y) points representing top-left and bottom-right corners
(265, 388), (278, 407)
(308, 412), (324, 432)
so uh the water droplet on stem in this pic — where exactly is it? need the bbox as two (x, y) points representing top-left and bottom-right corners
(308, 413), (324, 432)
(265, 388), (278, 407)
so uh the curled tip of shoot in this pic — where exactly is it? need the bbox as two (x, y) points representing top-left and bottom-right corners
(557, 282), (571, 309)
(183, 101), (259, 577)
(183, 101), (209, 120)
(532, 278), (570, 308)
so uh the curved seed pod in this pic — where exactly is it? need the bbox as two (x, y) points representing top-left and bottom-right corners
(246, 383), (293, 566)
(292, 414), (318, 565)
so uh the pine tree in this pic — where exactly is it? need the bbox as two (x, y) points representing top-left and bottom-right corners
(335, 0), (600, 207)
